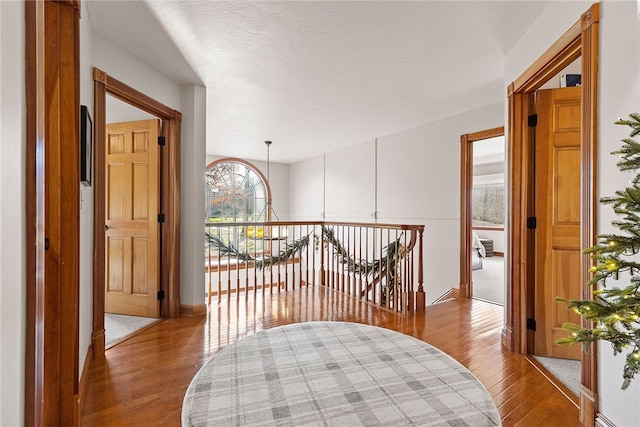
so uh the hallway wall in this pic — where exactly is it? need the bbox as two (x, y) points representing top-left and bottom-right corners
(289, 102), (504, 304)
(0, 2), (25, 424)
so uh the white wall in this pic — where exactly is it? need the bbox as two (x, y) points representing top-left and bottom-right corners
(505, 1), (640, 425)
(596, 1), (640, 424)
(106, 96), (156, 123)
(181, 84), (207, 306)
(289, 155), (324, 221)
(0, 1), (25, 425)
(289, 102), (504, 303)
(325, 140), (375, 222)
(92, 32), (182, 112)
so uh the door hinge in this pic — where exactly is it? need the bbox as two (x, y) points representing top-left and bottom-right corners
(528, 114), (538, 127)
(158, 213), (166, 223)
(527, 318), (537, 331)
(157, 290), (165, 301)
(158, 136), (166, 146)
(527, 216), (537, 229)
(44, 237), (49, 251)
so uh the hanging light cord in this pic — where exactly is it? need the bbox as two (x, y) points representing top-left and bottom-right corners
(264, 140), (280, 221)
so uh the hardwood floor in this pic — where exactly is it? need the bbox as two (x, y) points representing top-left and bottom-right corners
(81, 287), (580, 426)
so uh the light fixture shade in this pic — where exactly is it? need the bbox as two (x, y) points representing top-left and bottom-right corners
(246, 227), (264, 238)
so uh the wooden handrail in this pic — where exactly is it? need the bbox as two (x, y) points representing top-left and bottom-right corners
(205, 220), (424, 231)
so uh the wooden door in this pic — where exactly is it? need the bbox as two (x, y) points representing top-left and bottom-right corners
(533, 87), (581, 360)
(105, 119), (160, 318)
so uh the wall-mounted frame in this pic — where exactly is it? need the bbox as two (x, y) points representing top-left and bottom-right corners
(81, 105), (93, 186)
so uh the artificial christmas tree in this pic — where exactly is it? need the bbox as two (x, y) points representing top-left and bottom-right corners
(558, 113), (640, 390)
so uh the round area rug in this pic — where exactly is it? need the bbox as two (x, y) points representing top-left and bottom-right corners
(182, 321), (501, 426)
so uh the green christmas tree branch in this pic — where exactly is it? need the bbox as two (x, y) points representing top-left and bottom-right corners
(559, 113), (640, 390)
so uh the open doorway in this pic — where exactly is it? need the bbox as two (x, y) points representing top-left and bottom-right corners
(505, 4), (599, 422)
(471, 135), (505, 305)
(92, 67), (182, 359)
(103, 95), (163, 348)
(527, 64), (583, 399)
(459, 126), (503, 301)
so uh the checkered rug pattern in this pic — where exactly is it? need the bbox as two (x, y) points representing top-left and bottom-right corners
(182, 321), (501, 426)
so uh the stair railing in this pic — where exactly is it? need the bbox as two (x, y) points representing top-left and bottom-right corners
(204, 221), (425, 313)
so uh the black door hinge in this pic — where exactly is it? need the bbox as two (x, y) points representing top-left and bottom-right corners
(44, 238), (49, 251)
(527, 318), (537, 331)
(528, 114), (538, 127)
(527, 216), (537, 229)
(158, 136), (166, 146)
(158, 213), (165, 223)
(157, 290), (165, 301)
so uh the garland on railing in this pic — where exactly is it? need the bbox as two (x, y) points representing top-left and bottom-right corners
(320, 227), (406, 276)
(205, 226), (408, 304)
(205, 231), (312, 269)
(205, 233), (254, 262)
(257, 235), (312, 269)
(321, 227), (407, 302)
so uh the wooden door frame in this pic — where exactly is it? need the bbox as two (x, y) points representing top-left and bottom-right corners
(504, 4), (599, 425)
(459, 126), (504, 298)
(92, 68), (182, 359)
(25, 0), (81, 424)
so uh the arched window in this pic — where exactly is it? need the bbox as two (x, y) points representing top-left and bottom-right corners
(205, 158), (271, 222)
(205, 158), (271, 256)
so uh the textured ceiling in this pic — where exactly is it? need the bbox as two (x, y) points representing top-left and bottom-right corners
(87, 1), (550, 164)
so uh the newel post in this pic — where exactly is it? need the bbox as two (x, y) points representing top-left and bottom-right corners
(415, 227), (425, 312)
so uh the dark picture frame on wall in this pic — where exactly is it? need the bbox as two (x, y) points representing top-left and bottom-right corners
(80, 105), (93, 186)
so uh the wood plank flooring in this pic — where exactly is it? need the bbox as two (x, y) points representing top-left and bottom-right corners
(81, 287), (580, 426)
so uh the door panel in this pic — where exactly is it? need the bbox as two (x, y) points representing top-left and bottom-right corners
(105, 119), (160, 318)
(107, 237), (125, 293)
(534, 87), (581, 360)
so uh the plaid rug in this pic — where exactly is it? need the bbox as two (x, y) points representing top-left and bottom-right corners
(182, 321), (501, 426)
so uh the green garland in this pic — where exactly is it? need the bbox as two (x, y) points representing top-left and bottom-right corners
(205, 231), (311, 268)
(321, 227), (406, 302)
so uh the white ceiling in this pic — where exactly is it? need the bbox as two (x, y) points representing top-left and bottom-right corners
(87, 1), (550, 164)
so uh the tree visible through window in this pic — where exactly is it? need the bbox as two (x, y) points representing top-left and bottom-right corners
(205, 159), (271, 256)
(206, 160), (268, 222)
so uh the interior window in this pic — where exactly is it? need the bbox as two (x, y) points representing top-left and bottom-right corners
(205, 159), (270, 257)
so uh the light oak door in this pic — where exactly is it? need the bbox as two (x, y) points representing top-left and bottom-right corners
(533, 87), (581, 360)
(105, 119), (160, 318)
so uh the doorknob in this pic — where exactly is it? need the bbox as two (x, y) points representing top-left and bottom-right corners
(105, 224), (109, 231)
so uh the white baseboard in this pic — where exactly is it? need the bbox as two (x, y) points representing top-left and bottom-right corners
(431, 288), (459, 304)
(596, 413), (617, 427)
